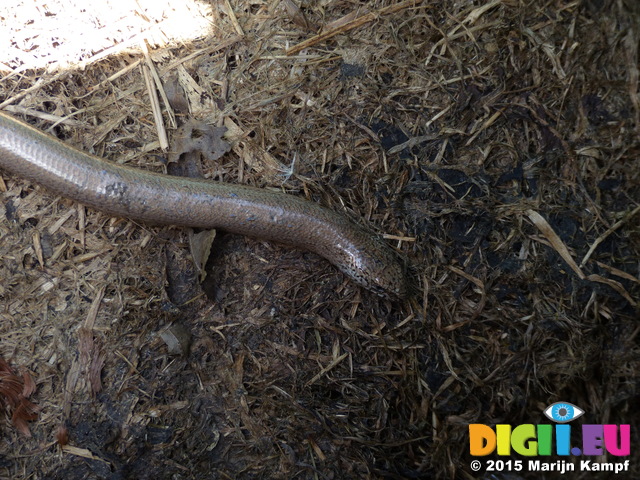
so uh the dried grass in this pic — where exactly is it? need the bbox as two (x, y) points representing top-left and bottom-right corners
(0, 0), (639, 478)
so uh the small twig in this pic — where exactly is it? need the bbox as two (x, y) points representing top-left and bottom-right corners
(80, 59), (142, 98)
(224, 0), (245, 36)
(527, 209), (637, 306)
(306, 353), (349, 386)
(161, 35), (242, 74)
(581, 205), (640, 267)
(286, 0), (425, 56)
(0, 74), (51, 110)
(62, 445), (112, 467)
(2, 105), (85, 127)
(141, 42), (170, 150)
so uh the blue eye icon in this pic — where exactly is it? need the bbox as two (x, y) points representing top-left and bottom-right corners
(544, 402), (584, 423)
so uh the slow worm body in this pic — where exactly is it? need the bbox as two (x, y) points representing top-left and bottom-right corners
(0, 112), (406, 297)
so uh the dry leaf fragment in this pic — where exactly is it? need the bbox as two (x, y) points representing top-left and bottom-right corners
(160, 323), (192, 356)
(282, 0), (309, 31)
(78, 328), (105, 396)
(0, 355), (39, 436)
(526, 209), (584, 279)
(189, 229), (217, 282)
(168, 120), (231, 165)
(56, 424), (69, 445)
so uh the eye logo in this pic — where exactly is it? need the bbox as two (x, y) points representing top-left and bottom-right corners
(544, 402), (584, 423)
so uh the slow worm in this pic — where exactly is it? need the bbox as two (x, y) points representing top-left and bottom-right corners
(0, 112), (407, 297)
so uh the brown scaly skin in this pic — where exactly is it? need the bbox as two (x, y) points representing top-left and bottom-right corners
(0, 112), (407, 298)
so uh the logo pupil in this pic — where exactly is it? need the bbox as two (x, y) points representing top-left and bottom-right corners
(544, 402), (583, 424)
